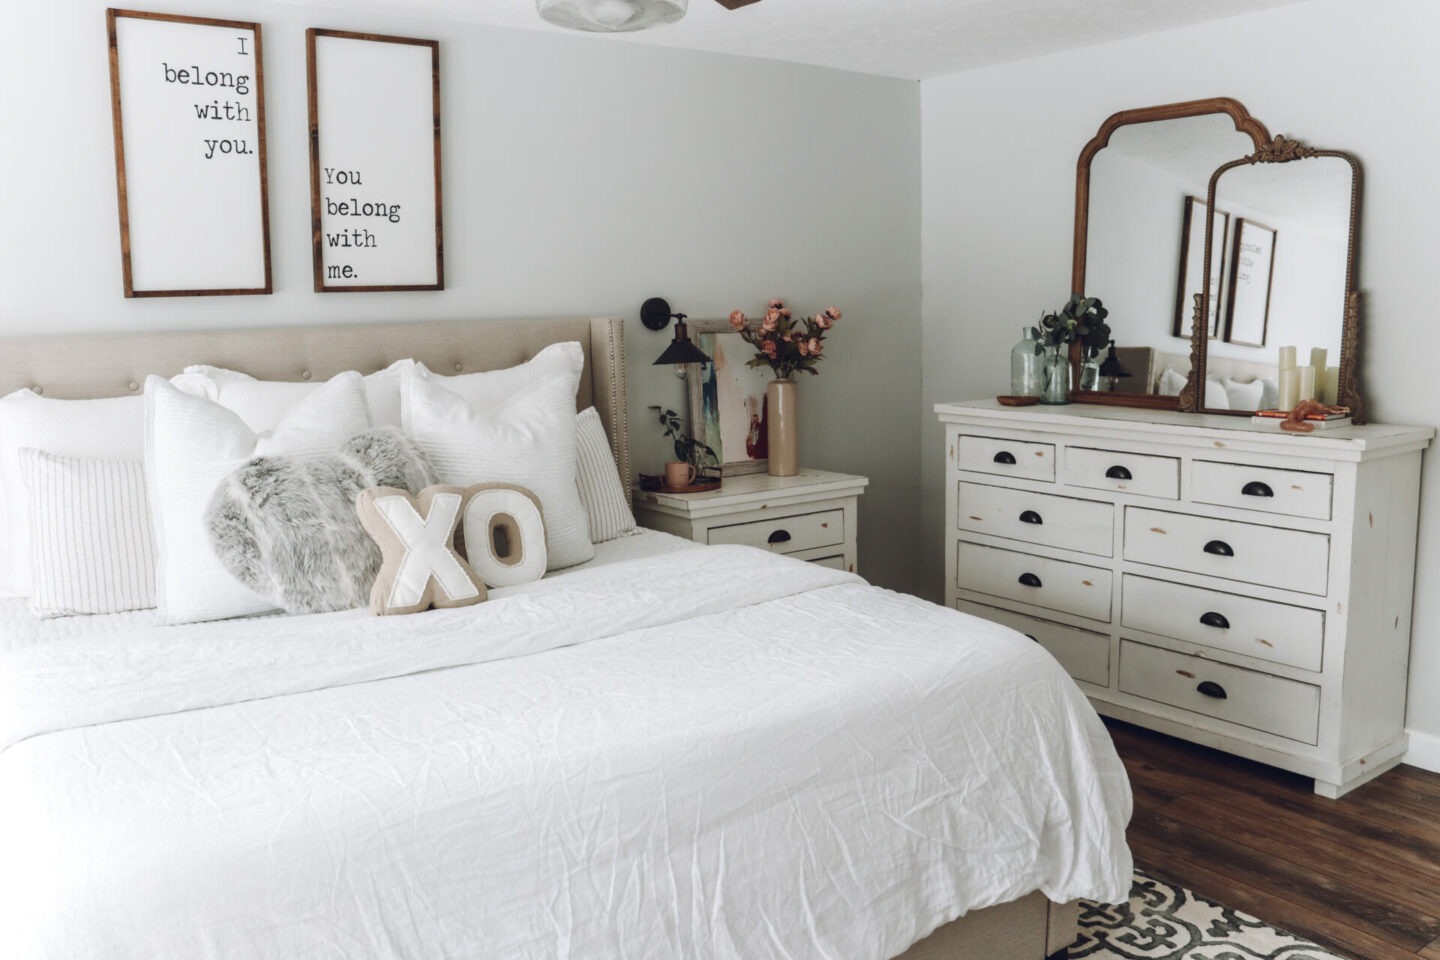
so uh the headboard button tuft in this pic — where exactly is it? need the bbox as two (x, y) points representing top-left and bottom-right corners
(128, 381), (139, 391)
(301, 371), (312, 381)
(453, 362), (463, 372)
(32, 386), (43, 396)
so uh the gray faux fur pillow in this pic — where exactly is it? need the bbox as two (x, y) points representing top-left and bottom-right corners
(205, 428), (437, 614)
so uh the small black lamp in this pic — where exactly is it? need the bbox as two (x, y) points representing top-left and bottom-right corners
(1098, 341), (1133, 393)
(642, 297), (711, 376)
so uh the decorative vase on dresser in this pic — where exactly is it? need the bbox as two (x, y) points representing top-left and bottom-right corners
(936, 399), (1433, 798)
(767, 378), (799, 476)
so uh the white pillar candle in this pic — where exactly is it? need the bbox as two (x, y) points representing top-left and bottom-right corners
(1321, 366), (1340, 405)
(1310, 347), (1327, 370)
(1278, 345), (1297, 370)
(1298, 365), (1316, 402)
(1278, 367), (1300, 410)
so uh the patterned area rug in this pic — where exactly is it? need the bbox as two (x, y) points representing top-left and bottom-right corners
(1074, 871), (1349, 960)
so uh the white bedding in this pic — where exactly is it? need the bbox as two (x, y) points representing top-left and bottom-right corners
(0, 537), (1131, 959)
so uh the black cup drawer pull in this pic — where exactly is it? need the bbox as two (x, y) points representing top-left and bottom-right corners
(1203, 539), (1234, 557)
(1025, 634), (1038, 643)
(1017, 572), (1043, 588)
(1105, 465), (1132, 480)
(993, 451), (1017, 465)
(1196, 680), (1228, 700)
(1199, 611), (1231, 629)
(1242, 481), (1275, 498)
(1018, 510), (1044, 525)
(767, 529), (792, 545)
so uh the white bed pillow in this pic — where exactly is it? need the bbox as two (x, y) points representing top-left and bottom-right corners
(20, 450), (155, 618)
(1223, 377), (1265, 412)
(403, 343), (595, 570)
(1204, 376), (1229, 410)
(0, 390), (146, 596)
(1259, 377), (1280, 411)
(575, 407), (635, 542)
(146, 372), (372, 625)
(1156, 367), (1186, 398)
(172, 359), (413, 431)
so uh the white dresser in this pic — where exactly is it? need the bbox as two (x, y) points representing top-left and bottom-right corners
(936, 400), (1433, 797)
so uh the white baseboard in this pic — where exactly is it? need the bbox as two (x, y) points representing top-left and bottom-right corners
(1404, 728), (1440, 773)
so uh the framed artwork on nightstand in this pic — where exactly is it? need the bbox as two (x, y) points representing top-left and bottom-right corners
(686, 319), (770, 476)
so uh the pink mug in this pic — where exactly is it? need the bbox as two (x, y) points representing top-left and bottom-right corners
(664, 460), (697, 489)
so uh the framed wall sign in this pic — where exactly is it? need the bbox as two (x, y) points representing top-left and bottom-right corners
(686, 320), (770, 476)
(1171, 195), (1229, 339)
(307, 30), (443, 292)
(106, 9), (271, 297)
(1225, 218), (1277, 347)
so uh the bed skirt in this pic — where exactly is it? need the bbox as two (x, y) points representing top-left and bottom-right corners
(895, 894), (1078, 960)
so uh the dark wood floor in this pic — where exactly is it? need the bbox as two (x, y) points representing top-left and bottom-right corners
(1106, 718), (1440, 960)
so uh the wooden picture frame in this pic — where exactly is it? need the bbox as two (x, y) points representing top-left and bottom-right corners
(1224, 218), (1277, 347)
(106, 8), (271, 297)
(685, 320), (770, 476)
(1172, 196), (1230, 339)
(307, 30), (443, 292)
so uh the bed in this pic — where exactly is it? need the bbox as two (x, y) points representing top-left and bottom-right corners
(0, 316), (1132, 959)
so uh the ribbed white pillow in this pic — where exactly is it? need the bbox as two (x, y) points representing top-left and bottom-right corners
(0, 390), (146, 597)
(20, 450), (155, 618)
(145, 372), (373, 625)
(403, 343), (595, 570)
(575, 407), (635, 542)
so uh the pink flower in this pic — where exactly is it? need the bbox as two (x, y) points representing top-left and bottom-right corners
(825, 306), (842, 321)
(808, 337), (822, 355)
(798, 340), (809, 356)
(762, 310), (779, 332)
(761, 340), (778, 359)
(780, 308), (791, 319)
(728, 309), (746, 331)
(814, 313), (833, 330)
(768, 298), (784, 310)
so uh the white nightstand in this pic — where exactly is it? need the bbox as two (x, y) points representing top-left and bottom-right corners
(633, 469), (868, 573)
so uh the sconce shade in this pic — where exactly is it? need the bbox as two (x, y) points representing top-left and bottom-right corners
(1099, 344), (1132, 379)
(654, 326), (711, 366)
(537, 0), (687, 32)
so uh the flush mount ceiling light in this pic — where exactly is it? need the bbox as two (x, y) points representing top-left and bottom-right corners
(537, 0), (688, 32)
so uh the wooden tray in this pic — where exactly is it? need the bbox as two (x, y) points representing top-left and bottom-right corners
(996, 395), (1040, 406)
(660, 479), (722, 494)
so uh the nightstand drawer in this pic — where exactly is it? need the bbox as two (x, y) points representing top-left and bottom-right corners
(1192, 461), (1334, 520)
(957, 482), (1113, 557)
(957, 435), (1055, 482)
(1122, 575), (1323, 672)
(957, 541), (1112, 622)
(1063, 447), (1179, 499)
(1119, 639), (1320, 744)
(963, 602), (1110, 686)
(1124, 507), (1330, 595)
(708, 509), (844, 554)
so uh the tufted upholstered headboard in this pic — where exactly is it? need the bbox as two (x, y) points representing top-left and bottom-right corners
(0, 316), (631, 504)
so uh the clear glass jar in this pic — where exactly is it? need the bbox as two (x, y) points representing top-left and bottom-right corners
(1009, 326), (1041, 397)
(1041, 347), (1072, 404)
(1078, 353), (1101, 392)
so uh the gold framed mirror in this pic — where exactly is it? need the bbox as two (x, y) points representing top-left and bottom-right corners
(1179, 141), (1364, 423)
(1070, 98), (1271, 408)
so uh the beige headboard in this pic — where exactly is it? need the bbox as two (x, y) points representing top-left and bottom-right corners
(0, 315), (631, 502)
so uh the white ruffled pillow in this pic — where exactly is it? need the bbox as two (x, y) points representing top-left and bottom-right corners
(145, 372), (372, 624)
(402, 343), (596, 570)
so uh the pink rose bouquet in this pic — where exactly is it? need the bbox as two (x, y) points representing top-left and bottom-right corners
(727, 299), (841, 380)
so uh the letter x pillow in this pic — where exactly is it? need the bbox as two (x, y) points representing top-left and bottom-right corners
(357, 485), (486, 616)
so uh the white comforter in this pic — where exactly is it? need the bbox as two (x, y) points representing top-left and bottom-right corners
(0, 544), (1132, 959)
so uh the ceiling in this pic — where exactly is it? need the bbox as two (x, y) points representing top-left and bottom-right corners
(282, 0), (1313, 81)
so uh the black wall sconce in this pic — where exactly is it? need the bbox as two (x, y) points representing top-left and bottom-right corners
(641, 297), (711, 377)
(1098, 341), (1133, 393)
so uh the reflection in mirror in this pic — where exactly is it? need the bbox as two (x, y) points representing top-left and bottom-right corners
(1072, 99), (1270, 409)
(1198, 157), (1354, 416)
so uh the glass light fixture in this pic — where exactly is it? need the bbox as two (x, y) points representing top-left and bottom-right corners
(537, 0), (688, 32)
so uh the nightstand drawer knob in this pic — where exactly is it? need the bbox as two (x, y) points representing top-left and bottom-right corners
(1017, 572), (1042, 588)
(1018, 510), (1043, 525)
(1025, 633), (1038, 642)
(1203, 539), (1234, 557)
(993, 451), (1017, 465)
(1242, 480), (1275, 498)
(1199, 611), (1231, 630)
(1196, 680), (1228, 700)
(767, 529), (792, 545)
(1104, 465), (1132, 480)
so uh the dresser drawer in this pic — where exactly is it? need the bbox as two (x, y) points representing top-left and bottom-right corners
(957, 482), (1114, 557)
(708, 509), (843, 553)
(962, 602), (1111, 686)
(1121, 575), (1323, 671)
(811, 554), (846, 570)
(956, 541), (1112, 622)
(1119, 640), (1320, 744)
(1192, 461), (1334, 521)
(1124, 508), (1330, 596)
(1063, 447), (1179, 499)
(957, 435), (1055, 482)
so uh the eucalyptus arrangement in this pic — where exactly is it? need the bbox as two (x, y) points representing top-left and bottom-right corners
(1033, 294), (1111, 360)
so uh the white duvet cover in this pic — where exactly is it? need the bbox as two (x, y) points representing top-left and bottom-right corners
(0, 541), (1131, 960)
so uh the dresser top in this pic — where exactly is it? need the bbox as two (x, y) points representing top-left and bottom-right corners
(935, 399), (1433, 459)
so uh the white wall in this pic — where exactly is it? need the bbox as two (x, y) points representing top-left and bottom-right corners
(0, 0), (923, 593)
(921, 0), (1440, 763)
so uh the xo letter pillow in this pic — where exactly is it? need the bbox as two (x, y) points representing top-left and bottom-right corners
(461, 483), (548, 587)
(403, 342), (595, 569)
(145, 372), (372, 624)
(357, 485), (486, 616)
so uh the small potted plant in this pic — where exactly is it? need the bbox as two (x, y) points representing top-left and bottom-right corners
(654, 406), (719, 489)
(1034, 294), (1110, 404)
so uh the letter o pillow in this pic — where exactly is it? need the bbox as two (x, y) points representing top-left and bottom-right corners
(462, 483), (548, 587)
(356, 485), (486, 616)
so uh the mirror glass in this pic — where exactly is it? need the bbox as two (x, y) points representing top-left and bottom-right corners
(1198, 156), (1355, 415)
(1082, 112), (1260, 401)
